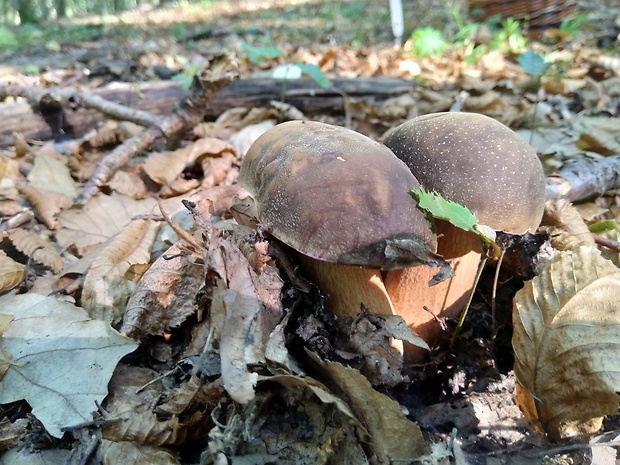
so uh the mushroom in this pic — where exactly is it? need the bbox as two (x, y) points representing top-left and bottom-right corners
(382, 112), (546, 359)
(233, 120), (452, 320)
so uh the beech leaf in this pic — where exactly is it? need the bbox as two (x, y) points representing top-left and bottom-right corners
(513, 246), (620, 440)
(0, 293), (138, 438)
(0, 251), (25, 293)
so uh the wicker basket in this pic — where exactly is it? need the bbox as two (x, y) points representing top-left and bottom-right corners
(469, 0), (577, 29)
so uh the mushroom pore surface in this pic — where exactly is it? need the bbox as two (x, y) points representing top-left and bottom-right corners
(237, 120), (444, 270)
(383, 112), (546, 233)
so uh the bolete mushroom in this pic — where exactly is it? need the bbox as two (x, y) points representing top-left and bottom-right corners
(382, 112), (546, 359)
(233, 120), (452, 320)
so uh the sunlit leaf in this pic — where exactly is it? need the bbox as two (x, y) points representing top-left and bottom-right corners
(411, 27), (447, 57)
(513, 247), (620, 440)
(518, 50), (549, 77)
(295, 62), (332, 89)
(0, 293), (138, 438)
(241, 43), (282, 64)
(411, 187), (477, 231)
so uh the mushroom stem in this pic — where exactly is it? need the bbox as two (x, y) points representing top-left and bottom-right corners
(295, 254), (396, 319)
(296, 254), (405, 354)
(384, 220), (482, 362)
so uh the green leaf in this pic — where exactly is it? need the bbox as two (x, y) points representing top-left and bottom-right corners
(171, 73), (193, 90)
(411, 27), (447, 57)
(241, 43), (282, 64)
(589, 219), (619, 233)
(412, 187), (497, 247)
(518, 50), (549, 77)
(412, 187), (477, 231)
(295, 62), (332, 89)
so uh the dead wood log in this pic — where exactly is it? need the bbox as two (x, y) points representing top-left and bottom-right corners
(0, 77), (414, 148)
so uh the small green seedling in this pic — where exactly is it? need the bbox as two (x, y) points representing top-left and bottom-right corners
(294, 62), (332, 89)
(241, 43), (283, 64)
(410, 27), (448, 57)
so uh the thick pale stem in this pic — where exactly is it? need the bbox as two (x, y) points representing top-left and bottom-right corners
(384, 220), (482, 362)
(295, 254), (405, 355)
(296, 254), (395, 318)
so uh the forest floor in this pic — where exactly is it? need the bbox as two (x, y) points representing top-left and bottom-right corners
(2, 0), (620, 464)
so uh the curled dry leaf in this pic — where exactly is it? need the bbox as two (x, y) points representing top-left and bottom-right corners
(108, 170), (148, 200)
(102, 365), (215, 446)
(209, 233), (284, 404)
(213, 374), (368, 464)
(0, 251), (24, 293)
(82, 219), (161, 324)
(100, 440), (180, 465)
(121, 243), (204, 341)
(8, 228), (63, 273)
(322, 360), (426, 462)
(513, 246), (620, 440)
(19, 184), (74, 230)
(543, 198), (595, 250)
(56, 192), (158, 255)
(143, 138), (235, 187)
(26, 154), (78, 199)
(0, 156), (21, 198)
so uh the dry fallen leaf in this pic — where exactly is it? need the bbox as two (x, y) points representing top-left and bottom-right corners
(56, 192), (158, 255)
(100, 439), (180, 465)
(0, 293), (138, 438)
(0, 250), (24, 293)
(322, 360), (426, 462)
(19, 184), (74, 230)
(102, 365), (214, 446)
(27, 153), (78, 199)
(513, 246), (620, 440)
(81, 219), (160, 324)
(210, 233), (284, 404)
(121, 243), (204, 340)
(0, 155), (21, 199)
(143, 138), (235, 187)
(8, 228), (63, 273)
(108, 170), (148, 200)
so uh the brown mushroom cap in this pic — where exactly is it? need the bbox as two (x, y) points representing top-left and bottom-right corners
(237, 120), (447, 271)
(383, 112), (546, 234)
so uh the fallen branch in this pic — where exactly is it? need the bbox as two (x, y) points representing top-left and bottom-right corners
(76, 73), (235, 204)
(0, 77), (414, 147)
(545, 155), (620, 203)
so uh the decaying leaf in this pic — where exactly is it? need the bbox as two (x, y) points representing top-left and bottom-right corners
(8, 228), (63, 273)
(0, 417), (29, 451)
(56, 192), (158, 255)
(102, 365), (215, 446)
(82, 219), (160, 324)
(210, 233), (284, 404)
(121, 243), (204, 340)
(143, 138), (235, 187)
(0, 251), (24, 293)
(0, 293), (138, 438)
(203, 374), (368, 465)
(513, 246), (620, 440)
(322, 360), (426, 462)
(100, 440), (180, 465)
(108, 170), (148, 200)
(19, 184), (74, 230)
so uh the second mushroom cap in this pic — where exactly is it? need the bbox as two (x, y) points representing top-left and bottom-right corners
(383, 112), (546, 234)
